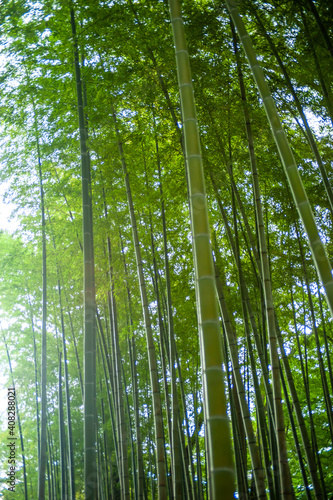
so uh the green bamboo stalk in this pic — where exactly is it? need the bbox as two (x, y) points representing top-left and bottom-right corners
(96, 322), (120, 476)
(145, 168), (180, 498)
(27, 295), (40, 468)
(58, 352), (66, 500)
(149, 235), (173, 499)
(105, 243), (121, 491)
(224, 200), (274, 497)
(246, 323), (275, 499)
(100, 387), (111, 500)
(210, 172), (274, 420)
(57, 276), (75, 500)
(28, 91), (47, 500)
(154, 112), (197, 497)
(70, 7), (97, 498)
(129, 337), (145, 500)
(109, 451), (117, 500)
(96, 347), (108, 500)
(169, 1), (234, 497)
(37, 128), (47, 500)
(121, 361), (137, 500)
(278, 318), (322, 488)
(111, 102), (167, 500)
(306, 0), (333, 62)
(114, 303), (130, 500)
(279, 364), (311, 499)
(225, 0), (333, 323)
(211, 183), (281, 496)
(148, 427), (155, 499)
(178, 417), (193, 499)
(250, 4), (333, 219)
(106, 234), (129, 500)
(148, 144), (183, 498)
(276, 305), (324, 497)
(315, 274), (333, 396)
(224, 338), (249, 499)
(47, 427), (56, 500)
(175, 344), (196, 500)
(215, 268), (267, 498)
(300, 7), (333, 128)
(65, 295), (83, 399)
(295, 222), (333, 443)
(291, 283), (327, 496)
(193, 378), (204, 500)
(118, 221), (146, 500)
(230, 17), (293, 497)
(46, 456), (52, 500)
(96, 437), (104, 500)
(3, 333), (28, 500)
(47, 215), (76, 500)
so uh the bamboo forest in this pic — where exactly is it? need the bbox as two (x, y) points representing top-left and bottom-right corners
(1, 0), (333, 498)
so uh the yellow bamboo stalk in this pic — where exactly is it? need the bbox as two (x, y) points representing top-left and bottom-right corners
(169, 1), (234, 498)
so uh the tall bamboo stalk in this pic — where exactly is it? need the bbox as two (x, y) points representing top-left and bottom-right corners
(97, 321), (120, 477)
(117, 219), (146, 500)
(111, 102), (167, 499)
(295, 222), (333, 443)
(291, 281), (327, 496)
(57, 274), (76, 500)
(225, 0), (333, 324)
(300, 8), (333, 127)
(152, 121), (183, 499)
(47, 212), (77, 500)
(3, 333), (28, 500)
(58, 352), (66, 500)
(70, 7), (97, 498)
(27, 295), (40, 468)
(250, 4), (333, 218)
(306, 0), (333, 63)
(113, 295), (130, 499)
(169, 1), (234, 497)
(149, 231), (173, 499)
(279, 364), (311, 499)
(215, 267), (267, 498)
(230, 17), (293, 497)
(129, 337), (146, 500)
(37, 124), (47, 500)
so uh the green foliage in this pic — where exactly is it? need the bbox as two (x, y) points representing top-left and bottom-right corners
(0, 0), (333, 498)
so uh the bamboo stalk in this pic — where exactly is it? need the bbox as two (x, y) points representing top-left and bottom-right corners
(225, 0), (333, 324)
(70, 7), (97, 498)
(169, 1), (234, 497)
(250, 4), (333, 219)
(111, 102), (167, 499)
(3, 333), (29, 500)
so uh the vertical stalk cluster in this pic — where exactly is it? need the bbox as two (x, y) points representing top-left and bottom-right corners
(1, 1), (333, 499)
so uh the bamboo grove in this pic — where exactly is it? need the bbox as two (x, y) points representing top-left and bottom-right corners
(0, 0), (333, 498)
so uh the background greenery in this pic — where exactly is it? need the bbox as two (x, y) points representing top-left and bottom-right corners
(0, 0), (333, 498)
